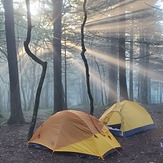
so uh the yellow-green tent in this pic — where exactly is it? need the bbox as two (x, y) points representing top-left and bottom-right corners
(28, 110), (121, 159)
(99, 100), (155, 137)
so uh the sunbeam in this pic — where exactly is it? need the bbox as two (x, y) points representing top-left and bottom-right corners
(68, 53), (117, 99)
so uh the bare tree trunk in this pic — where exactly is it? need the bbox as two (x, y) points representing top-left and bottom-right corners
(81, 0), (94, 115)
(142, 43), (149, 104)
(129, 36), (134, 101)
(118, 7), (128, 101)
(94, 59), (104, 105)
(4, 0), (25, 124)
(108, 37), (118, 104)
(119, 36), (128, 101)
(52, 0), (65, 113)
(138, 36), (149, 104)
(24, 0), (47, 141)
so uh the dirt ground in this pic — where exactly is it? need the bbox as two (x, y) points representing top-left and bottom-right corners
(0, 106), (163, 163)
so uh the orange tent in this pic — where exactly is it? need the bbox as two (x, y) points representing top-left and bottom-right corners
(29, 110), (121, 159)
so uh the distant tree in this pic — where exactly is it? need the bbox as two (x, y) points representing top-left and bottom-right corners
(81, 73), (89, 106)
(118, 5), (128, 101)
(108, 37), (118, 104)
(138, 36), (149, 104)
(129, 35), (134, 101)
(127, 13), (134, 101)
(3, 0), (25, 124)
(119, 36), (128, 101)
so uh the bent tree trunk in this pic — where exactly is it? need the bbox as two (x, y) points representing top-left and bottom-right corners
(81, 0), (94, 115)
(24, 0), (47, 140)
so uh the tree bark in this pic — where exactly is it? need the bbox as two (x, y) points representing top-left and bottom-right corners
(4, 0), (25, 124)
(52, 0), (65, 113)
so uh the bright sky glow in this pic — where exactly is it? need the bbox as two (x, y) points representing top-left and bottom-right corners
(159, 1), (163, 10)
(30, 1), (40, 16)
(156, 0), (163, 10)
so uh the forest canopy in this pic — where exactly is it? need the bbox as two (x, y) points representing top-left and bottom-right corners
(0, 0), (163, 115)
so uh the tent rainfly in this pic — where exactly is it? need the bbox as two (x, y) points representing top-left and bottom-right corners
(28, 110), (121, 159)
(99, 100), (155, 137)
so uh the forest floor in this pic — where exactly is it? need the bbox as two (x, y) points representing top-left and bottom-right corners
(0, 105), (163, 163)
